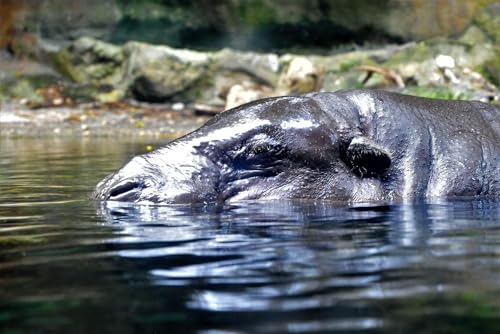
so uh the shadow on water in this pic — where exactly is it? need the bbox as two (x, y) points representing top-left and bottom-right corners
(1, 137), (500, 333)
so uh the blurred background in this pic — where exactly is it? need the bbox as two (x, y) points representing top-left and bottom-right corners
(0, 0), (499, 135)
(2, 0), (497, 51)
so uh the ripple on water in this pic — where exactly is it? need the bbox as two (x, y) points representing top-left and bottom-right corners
(0, 137), (500, 333)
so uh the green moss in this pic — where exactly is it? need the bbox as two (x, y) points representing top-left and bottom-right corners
(386, 42), (431, 67)
(313, 50), (378, 74)
(84, 63), (119, 83)
(402, 86), (469, 100)
(475, 49), (500, 86)
(473, 5), (500, 43)
(9, 80), (42, 102)
(51, 38), (123, 84)
(9, 80), (33, 97)
(236, 1), (276, 27)
(459, 25), (490, 46)
(0, 82), (8, 102)
(340, 58), (378, 72)
(83, 38), (123, 64)
(339, 59), (361, 72)
(61, 84), (121, 104)
(50, 49), (82, 82)
(96, 88), (124, 103)
(0, 74), (61, 102)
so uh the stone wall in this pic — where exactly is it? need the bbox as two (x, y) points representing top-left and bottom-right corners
(2, 0), (498, 52)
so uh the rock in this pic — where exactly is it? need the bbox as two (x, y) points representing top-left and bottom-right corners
(276, 56), (323, 95)
(47, 33), (498, 106)
(470, 3), (500, 87)
(213, 49), (280, 85)
(384, 40), (497, 86)
(473, 3), (500, 43)
(9, 0), (121, 45)
(213, 71), (260, 103)
(5, 0), (499, 54)
(187, 48), (280, 105)
(480, 52), (500, 87)
(435, 54), (459, 84)
(53, 38), (215, 102)
(391, 44), (499, 102)
(109, 0), (497, 48)
(225, 82), (273, 110)
(0, 69), (62, 104)
(459, 25), (490, 46)
(311, 46), (402, 91)
(435, 54), (456, 69)
(122, 41), (210, 101)
(373, 0), (493, 41)
(95, 88), (123, 104)
(10, 79), (43, 103)
(52, 37), (123, 84)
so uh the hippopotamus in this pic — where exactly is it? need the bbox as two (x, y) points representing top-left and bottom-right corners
(95, 89), (499, 203)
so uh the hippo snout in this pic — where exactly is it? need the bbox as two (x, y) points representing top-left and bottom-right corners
(94, 155), (160, 202)
(94, 149), (221, 204)
(107, 180), (145, 201)
(94, 174), (148, 201)
(95, 174), (161, 203)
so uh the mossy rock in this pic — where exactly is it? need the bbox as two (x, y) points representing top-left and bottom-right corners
(0, 74), (60, 102)
(0, 82), (8, 102)
(311, 50), (381, 74)
(474, 3), (500, 43)
(51, 48), (83, 82)
(459, 25), (490, 46)
(477, 49), (500, 86)
(122, 41), (211, 102)
(130, 59), (207, 101)
(386, 42), (431, 67)
(322, 71), (366, 91)
(10, 80), (42, 102)
(51, 37), (124, 84)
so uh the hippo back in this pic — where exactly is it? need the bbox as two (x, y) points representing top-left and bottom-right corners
(310, 90), (499, 198)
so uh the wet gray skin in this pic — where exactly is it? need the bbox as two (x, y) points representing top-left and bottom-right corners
(95, 89), (500, 204)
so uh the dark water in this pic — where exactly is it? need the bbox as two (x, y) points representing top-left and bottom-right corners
(1, 137), (500, 334)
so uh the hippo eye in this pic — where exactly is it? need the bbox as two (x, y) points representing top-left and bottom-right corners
(248, 143), (286, 157)
(228, 141), (287, 164)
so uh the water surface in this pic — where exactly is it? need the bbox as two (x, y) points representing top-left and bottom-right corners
(1, 137), (500, 333)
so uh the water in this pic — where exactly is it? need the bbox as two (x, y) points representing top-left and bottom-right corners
(1, 137), (500, 334)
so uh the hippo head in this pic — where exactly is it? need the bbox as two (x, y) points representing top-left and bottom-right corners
(95, 94), (391, 204)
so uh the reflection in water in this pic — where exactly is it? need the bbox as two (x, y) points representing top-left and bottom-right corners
(96, 199), (500, 333)
(1, 137), (500, 333)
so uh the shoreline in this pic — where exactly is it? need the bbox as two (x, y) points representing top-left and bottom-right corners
(0, 100), (210, 139)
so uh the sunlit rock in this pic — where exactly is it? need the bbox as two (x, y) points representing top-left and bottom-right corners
(276, 56), (324, 95)
(435, 55), (455, 69)
(224, 82), (273, 110)
(213, 48), (280, 85)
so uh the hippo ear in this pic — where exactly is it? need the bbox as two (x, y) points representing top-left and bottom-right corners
(342, 136), (391, 178)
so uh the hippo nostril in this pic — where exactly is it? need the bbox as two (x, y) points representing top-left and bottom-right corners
(108, 181), (143, 200)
